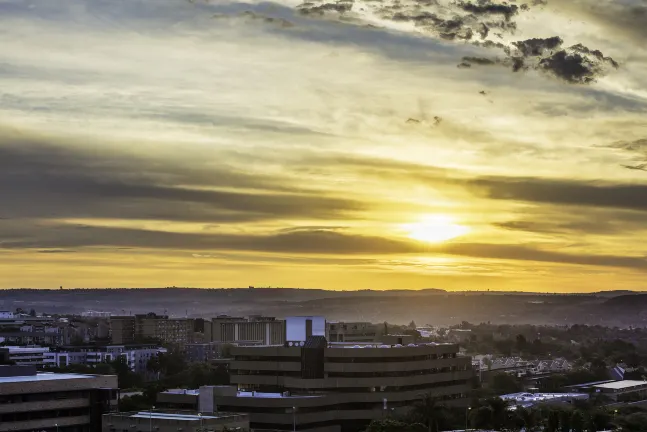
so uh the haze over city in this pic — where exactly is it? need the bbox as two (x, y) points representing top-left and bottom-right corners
(1, 0), (647, 292)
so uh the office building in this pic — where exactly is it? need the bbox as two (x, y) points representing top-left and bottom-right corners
(157, 389), (200, 411)
(205, 337), (472, 432)
(110, 313), (194, 346)
(204, 315), (285, 346)
(0, 365), (118, 432)
(102, 410), (249, 432)
(327, 322), (377, 343)
(45, 344), (166, 374)
(0, 346), (50, 367)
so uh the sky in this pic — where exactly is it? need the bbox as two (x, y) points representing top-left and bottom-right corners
(1, 0), (647, 291)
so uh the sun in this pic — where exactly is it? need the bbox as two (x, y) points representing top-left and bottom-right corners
(402, 215), (469, 243)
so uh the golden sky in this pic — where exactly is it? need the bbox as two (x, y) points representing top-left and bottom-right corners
(1, 0), (647, 291)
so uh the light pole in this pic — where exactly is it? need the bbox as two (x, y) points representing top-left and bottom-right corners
(292, 406), (297, 432)
(55, 424), (59, 432)
(465, 407), (471, 431)
(149, 405), (155, 432)
(198, 412), (203, 432)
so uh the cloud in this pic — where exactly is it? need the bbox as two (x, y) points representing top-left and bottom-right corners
(0, 128), (365, 223)
(468, 176), (647, 211)
(603, 138), (647, 171)
(441, 242), (647, 271)
(4, 222), (647, 272)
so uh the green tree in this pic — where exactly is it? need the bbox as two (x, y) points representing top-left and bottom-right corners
(490, 372), (523, 395)
(570, 410), (585, 432)
(409, 394), (445, 432)
(363, 419), (426, 432)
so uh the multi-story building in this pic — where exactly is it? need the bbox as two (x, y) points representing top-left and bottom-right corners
(102, 410), (249, 432)
(199, 337), (472, 432)
(110, 313), (194, 346)
(327, 322), (377, 343)
(0, 346), (50, 367)
(0, 311), (14, 319)
(109, 316), (136, 345)
(45, 344), (166, 374)
(0, 365), (118, 432)
(204, 315), (285, 346)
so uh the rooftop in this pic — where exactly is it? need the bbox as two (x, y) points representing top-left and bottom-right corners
(237, 391), (322, 399)
(162, 389), (200, 395)
(0, 372), (97, 384)
(593, 380), (647, 390)
(111, 411), (245, 422)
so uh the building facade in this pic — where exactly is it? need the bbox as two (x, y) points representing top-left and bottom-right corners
(204, 316), (285, 346)
(0, 365), (118, 432)
(110, 314), (194, 346)
(205, 338), (472, 432)
(327, 322), (377, 343)
(0, 346), (50, 367)
(45, 344), (166, 374)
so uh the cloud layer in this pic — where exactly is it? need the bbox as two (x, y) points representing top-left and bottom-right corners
(1, 0), (647, 290)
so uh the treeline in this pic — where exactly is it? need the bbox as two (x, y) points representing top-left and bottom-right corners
(363, 394), (643, 432)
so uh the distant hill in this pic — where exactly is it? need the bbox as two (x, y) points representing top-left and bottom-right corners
(1, 287), (645, 327)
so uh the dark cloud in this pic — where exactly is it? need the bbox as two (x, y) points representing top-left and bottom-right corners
(456, 1), (519, 21)
(298, 0), (354, 15)
(539, 50), (602, 84)
(4, 222), (646, 271)
(468, 176), (647, 212)
(0, 224), (423, 255)
(461, 56), (498, 66)
(441, 242), (647, 271)
(603, 139), (647, 172)
(0, 129), (365, 223)
(512, 36), (562, 57)
(37, 249), (77, 254)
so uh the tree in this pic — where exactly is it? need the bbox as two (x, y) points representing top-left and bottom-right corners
(408, 321), (417, 330)
(29, 308), (36, 317)
(570, 410), (585, 432)
(409, 394), (445, 432)
(364, 419), (426, 432)
(490, 372), (523, 395)
(470, 406), (493, 430)
(545, 407), (560, 432)
(515, 334), (528, 352)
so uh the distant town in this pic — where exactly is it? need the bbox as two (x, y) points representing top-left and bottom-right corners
(2, 306), (647, 432)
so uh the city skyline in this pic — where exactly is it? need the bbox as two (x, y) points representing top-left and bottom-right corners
(1, 0), (647, 291)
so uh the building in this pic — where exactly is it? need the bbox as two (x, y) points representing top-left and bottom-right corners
(592, 380), (647, 402)
(0, 346), (50, 367)
(204, 315), (285, 346)
(500, 392), (589, 409)
(81, 311), (112, 318)
(186, 343), (221, 363)
(327, 322), (377, 343)
(0, 311), (14, 319)
(157, 389), (200, 410)
(110, 313), (195, 346)
(102, 410), (249, 432)
(0, 365), (118, 432)
(213, 337), (471, 432)
(45, 344), (166, 374)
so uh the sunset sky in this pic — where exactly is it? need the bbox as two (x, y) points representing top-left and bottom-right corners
(1, 0), (647, 291)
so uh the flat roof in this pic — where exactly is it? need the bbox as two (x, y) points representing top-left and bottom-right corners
(162, 389), (200, 395)
(237, 391), (322, 399)
(594, 380), (647, 390)
(0, 372), (97, 384)
(128, 412), (227, 421)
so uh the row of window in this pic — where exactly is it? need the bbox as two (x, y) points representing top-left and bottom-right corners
(0, 407), (89, 422)
(0, 390), (90, 404)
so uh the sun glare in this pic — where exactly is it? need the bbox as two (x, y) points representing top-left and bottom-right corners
(403, 215), (469, 243)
